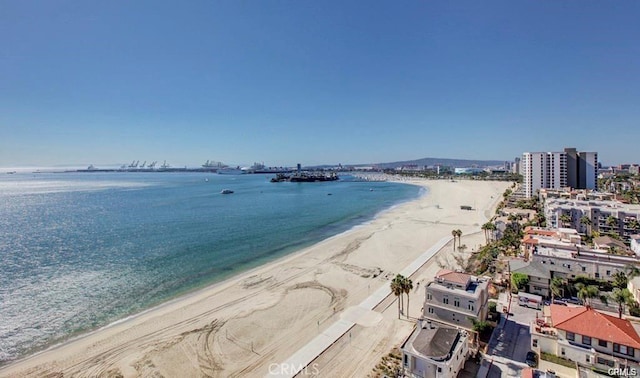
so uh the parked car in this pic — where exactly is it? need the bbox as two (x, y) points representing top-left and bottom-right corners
(552, 299), (568, 306)
(526, 351), (538, 367)
(566, 297), (583, 305)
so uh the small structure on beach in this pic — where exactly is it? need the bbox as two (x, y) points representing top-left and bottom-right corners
(460, 205), (473, 211)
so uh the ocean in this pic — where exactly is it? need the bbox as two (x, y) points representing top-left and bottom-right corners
(0, 172), (422, 365)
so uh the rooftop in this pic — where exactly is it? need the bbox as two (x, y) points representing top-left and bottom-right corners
(550, 304), (640, 348)
(403, 321), (462, 360)
(435, 269), (471, 287)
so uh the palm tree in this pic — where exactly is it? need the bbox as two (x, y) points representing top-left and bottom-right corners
(402, 277), (414, 318)
(559, 213), (571, 228)
(580, 215), (592, 236)
(575, 283), (600, 308)
(551, 277), (564, 302)
(455, 229), (462, 248)
(628, 218), (640, 233)
(481, 223), (490, 244)
(611, 288), (634, 318)
(606, 215), (619, 232)
(451, 229), (457, 251)
(481, 222), (496, 243)
(391, 275), (404, 319)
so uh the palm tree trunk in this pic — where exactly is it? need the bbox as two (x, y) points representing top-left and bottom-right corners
(397, 295), (401, 319)
(407, 293), (410, 319)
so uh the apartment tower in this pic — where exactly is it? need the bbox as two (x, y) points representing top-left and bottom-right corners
(522, 148), (598, 198)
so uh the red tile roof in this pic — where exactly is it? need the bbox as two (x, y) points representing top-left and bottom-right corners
(550, 305), (640, 348)
(435, 269), (471, 286)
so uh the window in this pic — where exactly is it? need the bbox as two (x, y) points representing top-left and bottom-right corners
(561, 348), (566, 356)
(437, 367), (442, 373)
(428, 307), (434, 314)
(606, 270), (611, 276)
(582, 267), (586, 272)
(582, 336), (592, 345)
(586, 355), (591, 363)
(567, 332), (575, 341)
(599, 339), (608, 347)
(454, 298), (460, 307)
(443, 296), (449, 305)
(427, 293), (432, 300)
(615, 344), (635, 357)
(595, 273), (600, 278)
(533, 339), (538, 347)
(567, 265), (571, 269)
(468, 301), (475, 311)
(597, 357), (614, 367)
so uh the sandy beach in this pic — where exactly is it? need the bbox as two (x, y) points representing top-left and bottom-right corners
(0, 179), (509, 378)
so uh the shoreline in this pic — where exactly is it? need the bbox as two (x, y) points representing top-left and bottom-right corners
(0, 178), (424, 369)
(1, 178), (509, 377)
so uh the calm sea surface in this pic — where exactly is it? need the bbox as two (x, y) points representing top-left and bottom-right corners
(0, 172), (422, 364)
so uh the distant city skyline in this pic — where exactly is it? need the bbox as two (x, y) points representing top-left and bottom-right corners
(1, 1), (639, 168)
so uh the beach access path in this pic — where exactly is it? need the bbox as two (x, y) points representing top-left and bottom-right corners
(267, 235), (452, 377)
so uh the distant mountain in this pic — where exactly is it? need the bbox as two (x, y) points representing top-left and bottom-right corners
(371, 157), (506, 169)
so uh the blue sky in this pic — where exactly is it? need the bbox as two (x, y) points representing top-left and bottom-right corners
(1, 1), (639, 167)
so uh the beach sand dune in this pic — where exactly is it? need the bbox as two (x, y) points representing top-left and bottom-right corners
(0, 179), (509, 378)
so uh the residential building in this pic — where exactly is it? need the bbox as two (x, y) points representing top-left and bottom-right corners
(628, 276), (640, 304)
(631, 235), (640, 257)
(538, 188), (614, 202)
(522, 152), (567, 198)
(630, 165), (640, 176)
(401, 320), (469, 378)
(513, 157), (521, 175)
(522, 148), (598, 198)
(423, 269), (489, 331)
(531, 305), (640, 373)
(544, 199), (640, 242)
(517, 227), (640, 288)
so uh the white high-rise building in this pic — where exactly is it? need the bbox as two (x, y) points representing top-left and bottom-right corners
(522, 148), (598, 198)
(522, 152), (567, 198)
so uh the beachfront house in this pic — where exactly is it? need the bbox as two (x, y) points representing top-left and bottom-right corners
(401, 319), (469, 378)
(531, 304), (640, 373)
(423, 269), (489, 331)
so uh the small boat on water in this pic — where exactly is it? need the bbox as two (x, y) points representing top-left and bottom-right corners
(221, 189), (234, 194)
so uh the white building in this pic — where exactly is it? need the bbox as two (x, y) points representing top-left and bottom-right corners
(531, 305), (640, 372)
(423, 269), (490, 331)
(522, 148), (598, 198)
(401, 320), (469, 378)
(544, 198), (640, 241)
(522, 152), (567, 198)
(631, 235), (640, 256)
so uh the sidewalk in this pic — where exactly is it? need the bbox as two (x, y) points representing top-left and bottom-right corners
(266, 236), (452, 377)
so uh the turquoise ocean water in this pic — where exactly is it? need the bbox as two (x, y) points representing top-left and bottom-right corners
(0, 172), (422, 364)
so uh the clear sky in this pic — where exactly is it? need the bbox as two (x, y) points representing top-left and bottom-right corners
(1, 1), (639, 168)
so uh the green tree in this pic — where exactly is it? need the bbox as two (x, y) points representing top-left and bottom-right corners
(511, 272), (529, 293)
(580, 215), (592, 236)
(611, 288), (634, 318)
(575, 283), (601, 308)
(613, 271), (629, 289)
(391, 275), (405, 319)
(551, 277), (565, 301)
(455, 229), (462, 248)
(606, 215), (619, 230)
(559, 213), (571, 228)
